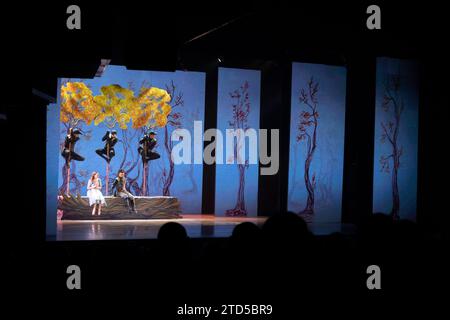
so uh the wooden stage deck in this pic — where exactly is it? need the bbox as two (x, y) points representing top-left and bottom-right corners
(54, 215), (356, 241)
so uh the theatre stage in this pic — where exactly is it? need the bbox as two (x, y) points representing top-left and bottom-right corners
(55, 215), (355, 241)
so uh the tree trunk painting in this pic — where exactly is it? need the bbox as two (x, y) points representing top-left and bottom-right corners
(138, 127), (149, 196)
(117, 128), (142, 195)
(105, 162), (110, 195)
(162, 125), (175, 196)
(380, 74), (404, 220)
(142, 162), (148, 195)
(297, 77), (320, 221)
(225, 81), (251, 217)
(66, 162), (71, 195)
(161, 81), (184, 196)
(59, 162), (83, 196)
(184, 107), (200, 195)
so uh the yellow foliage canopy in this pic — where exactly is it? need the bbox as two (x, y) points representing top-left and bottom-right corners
(60, 82), (172, 130)
(60, 82), (98, 126)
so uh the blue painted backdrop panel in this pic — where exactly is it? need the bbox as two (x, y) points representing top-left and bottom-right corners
(57, 65), (205, 214)
(46, 102), (59, 239)
(215, 67), (261, 217)
(288, 62), (346, 223)
(373, 57), (418, 220)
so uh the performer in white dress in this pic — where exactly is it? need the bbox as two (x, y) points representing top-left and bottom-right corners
(87, 172), (106, 215)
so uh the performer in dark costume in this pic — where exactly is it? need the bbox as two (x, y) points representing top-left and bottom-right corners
(111, 169), (137, 213)
(138, 131), (160, 164)
(95, 130), (118, 163)
(61, 128), (85, 165)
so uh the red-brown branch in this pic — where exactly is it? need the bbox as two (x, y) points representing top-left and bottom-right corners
(297, 77), (319, 217)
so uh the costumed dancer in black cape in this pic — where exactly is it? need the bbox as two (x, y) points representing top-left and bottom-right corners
(95, 130), (118, 163)
(61, 128), (85, 166)
(138, 130), (160, 164)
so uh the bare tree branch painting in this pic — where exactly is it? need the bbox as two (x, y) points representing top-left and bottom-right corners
(297, 77), (320, 220)
(380, 74), (404, 220)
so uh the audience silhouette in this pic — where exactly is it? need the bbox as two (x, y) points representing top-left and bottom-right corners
(35, 211), (441, 300)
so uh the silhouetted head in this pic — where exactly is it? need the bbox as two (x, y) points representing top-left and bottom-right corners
(262, 211), (310, 244)
(231, 222), (262, 245)
(157, 222), (188, 243)
(392, 219), (421, 248)
(359, 213), (393, 237)
(358, 213), (395, 254)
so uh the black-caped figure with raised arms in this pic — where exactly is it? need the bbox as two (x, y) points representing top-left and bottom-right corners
(138, 130), (160, 164)
(61, 127), (85, 166)
(95, 130), (118, 163)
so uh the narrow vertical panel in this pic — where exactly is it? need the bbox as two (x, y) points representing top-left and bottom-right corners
(288, 62), (347, 223)
(373, 58), (419, 220)
(215, 67), (261, 217)
(46, 102), (59, 239)
(145, 70), (206, 214)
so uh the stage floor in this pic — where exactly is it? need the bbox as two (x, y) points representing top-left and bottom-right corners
(54, 215), (356, 241)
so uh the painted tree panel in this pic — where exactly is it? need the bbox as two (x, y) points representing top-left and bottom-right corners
(288, 62), (346, 223)
(215, 67), (261, 217)
(57, 65), (206, 214)
(373, 57), (418, 221)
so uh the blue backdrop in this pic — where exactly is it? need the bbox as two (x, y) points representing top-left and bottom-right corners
(288, 62), (347, 223)
(214, 67), (261, 217)
(46, 102), (60, 239)
(57, 65), (206, 214)
(373, 57), (419, 220)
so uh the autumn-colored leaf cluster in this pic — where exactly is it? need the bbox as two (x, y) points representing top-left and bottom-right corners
(60, 82), (172, 129)
(60, 82), (97, 125)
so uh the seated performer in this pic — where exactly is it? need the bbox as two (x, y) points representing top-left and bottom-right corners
(61, 128), (85, 165)
(95, 130), (118, 163)
(138, 131), (160, 164)
(111, 169), (137, 213)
